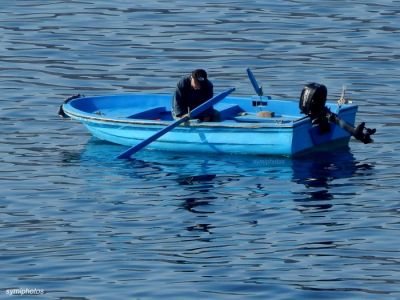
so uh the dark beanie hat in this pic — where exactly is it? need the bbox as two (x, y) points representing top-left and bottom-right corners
(191, 69), (207, 82)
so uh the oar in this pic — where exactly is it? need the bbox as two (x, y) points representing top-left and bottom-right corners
(117, 87), (236, 159)
(246, 68), (263, 96)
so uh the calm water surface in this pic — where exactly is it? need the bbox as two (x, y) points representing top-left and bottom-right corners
(1, 1), (399, 299)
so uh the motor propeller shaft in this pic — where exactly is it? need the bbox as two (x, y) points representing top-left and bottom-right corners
(327, 111), (376, 144)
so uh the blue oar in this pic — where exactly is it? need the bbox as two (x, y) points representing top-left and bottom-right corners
(117, 87), (236, 159)
(246, 68), (263, 96)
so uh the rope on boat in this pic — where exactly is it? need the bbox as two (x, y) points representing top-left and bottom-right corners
(58, 94), (84, 118)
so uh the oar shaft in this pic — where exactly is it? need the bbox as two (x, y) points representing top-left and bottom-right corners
(117, 87), (235, 159)
(117, 116), (189, 159)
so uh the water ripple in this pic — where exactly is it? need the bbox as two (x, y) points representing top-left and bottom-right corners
(1, 1), (400, 299)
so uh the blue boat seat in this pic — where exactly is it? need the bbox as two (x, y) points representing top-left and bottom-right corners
(215, 103), (244, 121)
(128, 107), (167, 119)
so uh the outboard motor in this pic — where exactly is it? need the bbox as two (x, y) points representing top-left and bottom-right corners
(299, 83), (327, 119)
(299, 83), (376, 144)
(300, 83), (331, 133)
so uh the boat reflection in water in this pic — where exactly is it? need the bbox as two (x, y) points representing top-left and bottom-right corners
(290, 148), (373, 212)
(176, 147), (373, 216)
(68, 139), (373, 220)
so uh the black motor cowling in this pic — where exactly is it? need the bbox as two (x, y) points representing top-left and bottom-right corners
(299, 82), (376, 144)
(299, 83), (327, 118)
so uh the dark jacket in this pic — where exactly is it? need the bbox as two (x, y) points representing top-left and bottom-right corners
(172, 76), (213, 119)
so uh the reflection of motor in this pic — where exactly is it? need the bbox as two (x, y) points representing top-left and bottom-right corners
(299, 83), (376, 144)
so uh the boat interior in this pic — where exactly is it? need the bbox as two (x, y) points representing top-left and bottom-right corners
(125, 102), (301, 124)
(67, 93), (345, 124)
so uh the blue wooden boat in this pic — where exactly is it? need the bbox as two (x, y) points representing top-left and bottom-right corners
(60, 86), (374, 156)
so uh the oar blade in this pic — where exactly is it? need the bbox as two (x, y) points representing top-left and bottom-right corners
(116, 116), (188, 159)
(246, 68), (263, 96)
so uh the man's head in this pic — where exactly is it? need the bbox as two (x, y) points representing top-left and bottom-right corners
(190, 69), (207, 90)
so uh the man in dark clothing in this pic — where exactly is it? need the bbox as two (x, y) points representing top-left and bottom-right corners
(172, 69), (219, 122)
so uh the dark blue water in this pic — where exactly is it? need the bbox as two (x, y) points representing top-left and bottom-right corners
(1, 1), (399, 299)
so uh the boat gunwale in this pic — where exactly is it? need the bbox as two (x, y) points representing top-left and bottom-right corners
(63, 93), (357, 130)
(63, 105), (305, 129)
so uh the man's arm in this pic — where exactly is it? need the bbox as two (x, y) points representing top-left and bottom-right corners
(172, 78), (189, 117)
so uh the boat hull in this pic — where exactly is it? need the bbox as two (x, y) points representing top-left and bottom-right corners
(63, 93), (357, 156)
(83, 121), (294, 156)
